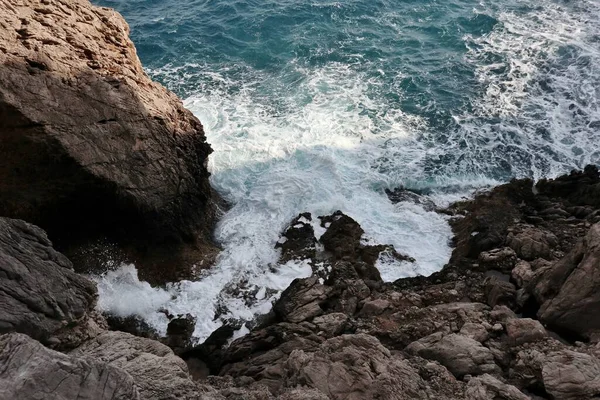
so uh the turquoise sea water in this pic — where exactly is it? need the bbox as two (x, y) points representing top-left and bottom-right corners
(94, 0), (600, 341)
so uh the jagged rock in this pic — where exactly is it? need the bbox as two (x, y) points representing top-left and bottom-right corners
(164, 314), (196, 355)
(0, 217), (97, 346)
(0, 0), (219, 281)
(542, 350), (600, 400)
(484, 276), (516, 308)
(358, 298), (390, 317)
(312, 313), (349, 336)
(406, 332), (500, 378)
(465, 374), (529, 400)
(276, 213), (317, 262)
(478, 248), (518, 273)
(71, 331), (199, 400)
(536, 223), (600, 338)
(274, 276), (329, 323)
(285, 334), (457, 400)
(0, 333), (139, 400)
(506, 226), (558, 261)
(319, 211), (364, 258)
(505, 318), (547, 347)
(490, 306), (517, 323)
(511, 260), (534, 288)
(536, 165), (600, 209)
(385, 187), (437, 211)
(459, 323), (489, 343)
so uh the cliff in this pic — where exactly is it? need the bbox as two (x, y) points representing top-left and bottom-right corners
(0, 0), (219, 281)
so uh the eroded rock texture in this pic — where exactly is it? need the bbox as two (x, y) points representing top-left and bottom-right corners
(0, 333), (140, 400)
(0, 217), (97, 346)
(0, 0), (220, 281)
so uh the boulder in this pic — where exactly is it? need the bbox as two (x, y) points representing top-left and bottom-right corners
(511, 260), (534, 288)
(71, 331), (199, 400)
(274, 276), (329, 323)
(276, 213), (317, 262)
(505, 318), (547, 347)
(465, 374), (529, 400)
(0, 217), (96, 345)
(484, 277), (516, 308)
(284, 334), (462, 400)
(0, 0), (218, 279)
(0, 333), (139, 400)
(506, 227), (558, 261)
(542, 350), (600, 400)
(478, 248), (518, 273)
(406, 333), (500, 378)
(459, 323), (489, 343)
(536, 223), (600, 338)
(319, 211), (364, 258)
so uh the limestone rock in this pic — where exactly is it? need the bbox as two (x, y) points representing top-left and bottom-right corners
(71, 331), (199, 400)
(506, 226), (558, 261)
(0, 333), (139, 400)
(484, 277), (516, 308)
(0, 217), (96, 345)
(285, 334), (435, 400)
(459, 323), (489, 343)
(537, 223), (600, 338)
(465, 374), (529, 400)
(0, 0), (218, 275)
(478, 248), (518, 273)
(542, 350), (600, 400)
(505, 318), (546, 347)
(406, 333), (500, 378)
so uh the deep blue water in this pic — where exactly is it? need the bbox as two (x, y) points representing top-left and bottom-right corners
(93, 0), (600, 340)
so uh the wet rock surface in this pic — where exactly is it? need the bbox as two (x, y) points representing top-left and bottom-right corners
(2, 161), (600, 399)
(183, 165), (600, 400)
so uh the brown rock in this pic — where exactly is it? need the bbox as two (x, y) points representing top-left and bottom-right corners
(536, 223), (600, 338)
(484, 277), (516, 308)
(406, 333), (500, 378)
(0, 0), (219, 281)
(506, 226), (558, 261)
(505, 318), (547, 347)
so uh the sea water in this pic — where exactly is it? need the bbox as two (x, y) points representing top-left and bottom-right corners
(92, 0), (600, 341)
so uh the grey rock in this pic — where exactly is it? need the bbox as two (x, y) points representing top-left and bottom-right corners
(537, 223), (600, 338)
(542, 350), (600, 400)
(506, 227), (558, 261)
(285, 334), (459, 400)
(0, 217), (96, 345)
(505, 318), (547, 347)
(406, 332), (500, 378)
(312, 313), (349, 336)
(465, 374), (529, 400)
(0, 333), (139, 400)
(71, 331), (199, 400)
(484, 277), (516, 308)
(460, 323), (489, 343)
(511, 260), (534, 288)
(358, 298), (390, 317)
(478, 248), (518, 272)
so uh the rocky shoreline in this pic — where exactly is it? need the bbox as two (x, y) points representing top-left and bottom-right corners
(2, 0), (600, 399)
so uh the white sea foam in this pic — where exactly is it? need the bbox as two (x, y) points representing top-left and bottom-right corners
(94, 0), (600, 343)
(460, 0), (600, 179)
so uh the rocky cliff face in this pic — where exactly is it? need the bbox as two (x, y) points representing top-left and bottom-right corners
(0, 0), (220, 281)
